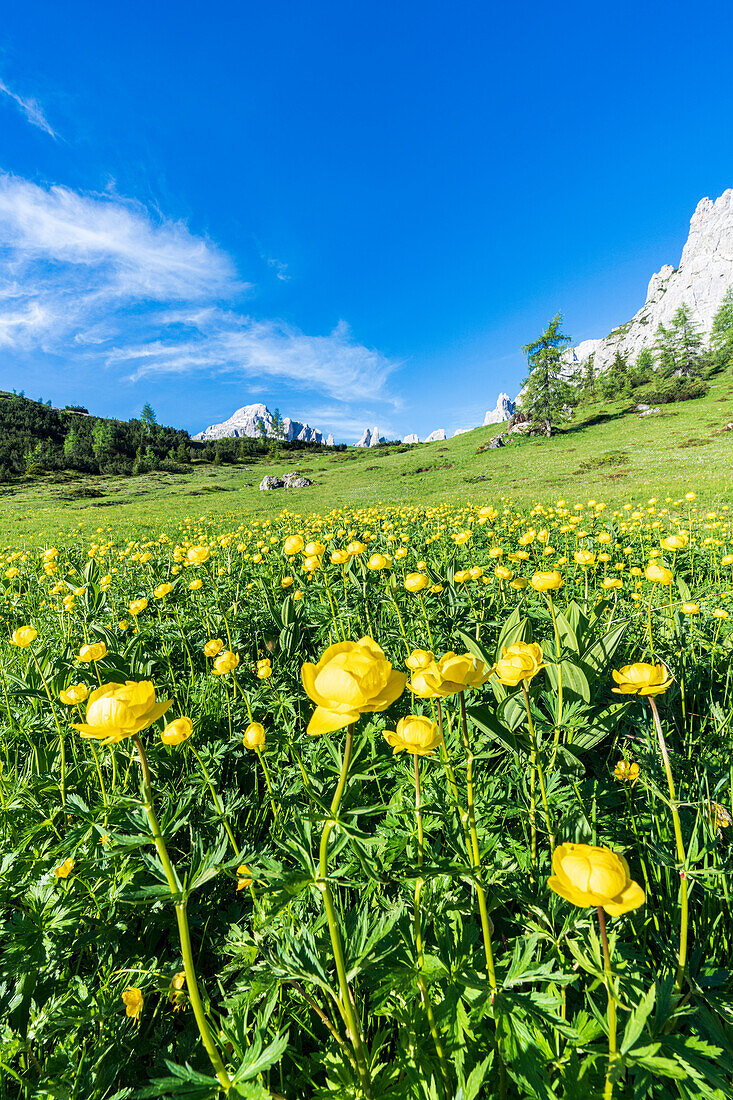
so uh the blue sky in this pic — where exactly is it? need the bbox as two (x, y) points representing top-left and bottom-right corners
(1, 1), (732, 442)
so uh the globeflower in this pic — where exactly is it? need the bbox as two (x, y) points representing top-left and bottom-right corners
(574, 550), (595, 566)
(530, 570), (563, 592)
(645, 562), (673, 585)
(154, 582), (173, 599)
(55, 857), (75, 879)
(301, 636), (406, 735)
(59, 684), (90, 706)
(187, 546), (211, 565)
(611, 663), (672, 696)
(494, 642), (544, 687)
(548, 843), (645, 915)
(213, 651), (240, 675)
(405, 573), (429, 593)
(129, 598), (148, 617)
(121, 987), (144, 1024)
(78, 642), (107, 662)
(283, 535), (304, 556)
(383, 715), (442, 756)
(256, 658), (272, 679)
(11, 626), (37, 647)
(71, 681), (172, 744)
(236, 864), (253, 891)
(405, 648), (435, 672)
(160, 717), (193, 745)
(243, 722), (266, 750)
(408, 652), (492, 698)
(204, 638), (224, 658)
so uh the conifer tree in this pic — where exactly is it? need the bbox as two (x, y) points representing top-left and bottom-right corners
(670, 304), (705, 378)
(711, 287), (733, 370)
(521, 313), (572, 436)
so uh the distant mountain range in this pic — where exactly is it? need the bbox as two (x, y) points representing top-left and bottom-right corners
(192, 403), (334, 445)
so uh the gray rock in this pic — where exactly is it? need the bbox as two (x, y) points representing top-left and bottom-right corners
(282, 472), (313, 488)
(483, 393), (516, 425)
(724, 422), (733, 431)
(403, 433), (419, 444)
(194, 402), (324, 442)
(639, 407), (661, 417)
(635, 404), (650, 411)
(424, 428), (446, 443)
(259, 475), (284, 490)
(489, 435), (505, 448)
(326, 433), (334, 446)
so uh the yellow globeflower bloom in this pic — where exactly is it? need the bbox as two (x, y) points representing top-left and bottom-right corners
(121, 988), (144, 1023)
(11, 626), (37, 647)
(530, 570), (563, 592)
(188, 579), (203, 591)
(548, 843), (645, 916)
(347, 541), (366, 556)
(168, 971), (188, 1011)
(71, 681), (172, 744)
(305, 540), (326, 557)
(602, 578), (622, 590)
(55, 857), (75, 879)
(129, 598), (148, 617)
(281, 575), (294, 587)
(408, 652), (492, 698)
(495, 565), (514, 581)
(721, 554), (733, 567)
(59, 684), (89, 706)
(236, 864), (253, 891)
(256, 658), (272, 679)
(118, 620), (129, 632)
(494, 643), (544, 687)
(661, 533), (688, 552)
(204, 638), (224, 657)
(330, 550), (350, 565)
(283, 535), (304, 555)
(243, 722), (266, 750)
(383, 716), (443, 756)
(611, 663), (672, 696)
(186, 546), (211, 565)
(78, 642), (107, 662)
(405, 572), (429, 593)
(294, 590), (303, 601)
(301, 637), (406, 735)
(645, 562), (673, 585)
(574, 550), (595, 566)
(405, 648), (435, 672)
(712, 609), (729, 620)
(160, 717), (193, 745)
(303, 554), (322, 572)
(681, 602), (699, 614)
(614, 760), (640, 783)
(153, 583), (173, 599)
(213, 651), (240, 675)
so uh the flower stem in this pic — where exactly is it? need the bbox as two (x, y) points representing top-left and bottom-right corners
(256, 747), (281, 820)
(458, 693), (497, 988)
(597, 906), (617, 1100)
(189, 743), (240, 857)
(30, 647), (66, 811)
(521, 682), (554, 856)
(317, 725), (373, 1098)
(413, 753), (451, 1095)
(647, 696), (688, 990)
(132, 736), (231, 1093)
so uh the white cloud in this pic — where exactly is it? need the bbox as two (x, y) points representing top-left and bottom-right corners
(0, 173), (397, 417)
(0, 78), (57, 138)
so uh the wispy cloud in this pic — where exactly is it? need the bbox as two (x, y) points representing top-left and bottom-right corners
(0, 173), (397, 431)
(0, 78), (57, 138)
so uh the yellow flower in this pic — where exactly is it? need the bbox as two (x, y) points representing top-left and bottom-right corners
(574, 550), (595, 566)
(408, 652), (492, 698)
(602, 578), (622, 590)
(213, 651), (240, 675)
(281, 576), (294, 587)
(712, 609), (729, 620)
(129, 598), (148, 617)
(168, 971), (188, 1011)
(283, 535), (304, 555)
(548, 843), (645, 915)
(405, 648), (435, 672)
(78, 642), (107, 662)
(294, 590), (303, 601)
(721, 554), (733, 567)
(118, 620), (129, 632)
(160, 717), (193, 745)
(204, 638), (224, 658)
(59, 684), (89, 706)
(11, 626), (37, 648)
(121, 987), (144, 1023)
(611, 663), (672, 696)
(71, 681), (172, 744)
(530, 570), (563, 592)
(494, 642), (544, 687)
(645, 562), (673, 585)
(256, 658), (272, 680)
(614, 760), (640, 783)
(236, 863), (253, 891)
(187, 546), (211, 564)
(661, 533), (688, 552)
(243, 722), (266, 750)
(301, 637), (406, 735)
(494, 565), (514, 581)
(681, 602), (699, 614)
(305, 540), (326, 557)
(54, 857), (75, 879)
(303, 554), (322, 572)
(383, 715), (442, 755)
(405, 573), (429, 592)
(367, 553), (389, 570)
(188, 579), (203, 591)
(153, 583), (173, 599)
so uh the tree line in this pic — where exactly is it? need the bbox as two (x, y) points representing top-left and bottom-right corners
(519, 287), (733, 436)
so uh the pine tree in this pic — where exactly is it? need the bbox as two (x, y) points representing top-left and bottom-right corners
(654, 322), (677, 377)
(521, 313), (573, 436)
(140, 403), (157, 433)
(711, 287), (733, 370)
(582, 353), (597, 401)
(634, 348), (654, 386)
(670, 304), (705, 378)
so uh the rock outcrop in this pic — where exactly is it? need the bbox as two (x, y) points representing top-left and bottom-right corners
(403, 433), (419, 444)
(194, 403), (326, 443)
(484, 393), (516, 425)
(565, 189), (733, 373)
(423, 429), (446, 443)
(355, 427), (386, 447)
(259, 475), (284, 490)
(326, 433), (334, 446)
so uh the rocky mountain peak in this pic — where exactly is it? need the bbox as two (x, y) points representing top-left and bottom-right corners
(193, 403), (327, 443)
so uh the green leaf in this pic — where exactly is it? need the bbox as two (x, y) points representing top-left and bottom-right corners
(545, 659), (590, 703)
(495, 606), (530, 659)
(579, 622), (628, 678)
(621, 983), (656, 1054)
(465, 704), (530, 756)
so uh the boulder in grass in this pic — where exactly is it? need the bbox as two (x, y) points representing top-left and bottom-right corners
(259, 475), (284, 490)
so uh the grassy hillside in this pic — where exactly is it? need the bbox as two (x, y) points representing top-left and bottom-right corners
(3, 371), (732, 543)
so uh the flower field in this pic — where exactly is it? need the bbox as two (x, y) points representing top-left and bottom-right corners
(2, 494), (732, 1099)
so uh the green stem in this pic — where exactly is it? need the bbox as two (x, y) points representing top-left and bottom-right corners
(30, 648), (66, 811)
(521, 682), (554, 855)
(547, 593), (563, 765)
(647, 697), (688, 990)
(317, 726), (373, 1098)
(256, 747), (281, 820)
(189, 744), (240, 857)
(597, 906), (617, 1100)
(132, 736), (231, 1092)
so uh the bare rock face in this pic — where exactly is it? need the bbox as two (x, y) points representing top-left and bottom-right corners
(194, 403), (324, 442)
(326, 433), (334, 446)
(403, 433), (419, 444)
(423, 428), (446, 443)
(369, 426), (380, 448)
(259, 475), (284, 490)
(565, 189), (733, 374)
(282, 472), (313, 488)
(355, 427), (386, 447)
(483, 393), (516, 425)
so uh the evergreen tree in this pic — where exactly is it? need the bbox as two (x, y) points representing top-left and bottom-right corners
(634, 348), (654, 386)
(654, 322), (677, 377)
(92, 421), (115, 469)
(670, 304), (705, 378)
(175, 441), (191, 464)
(582, 353), (597, 401)
(270, 408), (285, 441)
(710, 287), (733, 370)
(140, 403), (157, 433)
(521, 313), (573, 436)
